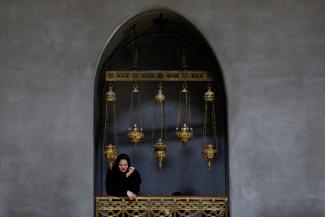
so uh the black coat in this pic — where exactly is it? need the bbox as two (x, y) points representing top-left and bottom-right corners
(106, 154), (142, 196)
(106, 169), (142, 196)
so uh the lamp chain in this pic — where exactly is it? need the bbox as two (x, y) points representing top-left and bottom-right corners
(203, 99), (208, 144)
(103, 91), (109, 145)
(112, 96), (118, 146)
(212, 99), (218, 144)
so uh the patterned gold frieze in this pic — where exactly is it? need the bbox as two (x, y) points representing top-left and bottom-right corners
(106, 71), (214, 82)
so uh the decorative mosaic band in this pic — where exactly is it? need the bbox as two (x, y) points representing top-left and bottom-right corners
(106, 70), (214, 81)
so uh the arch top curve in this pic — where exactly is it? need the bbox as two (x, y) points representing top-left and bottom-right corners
(95, 9), (222, 76)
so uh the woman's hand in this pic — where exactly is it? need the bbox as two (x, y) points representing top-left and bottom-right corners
(126, 167), (135, 177)
(127, 190), (137, 200)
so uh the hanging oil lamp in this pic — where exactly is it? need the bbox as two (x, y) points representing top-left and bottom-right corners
(103, 84), (118, 170)
(176, 50), (193, 145)
(104, 144), (118, 170)
(176, 82), (193, 145)
(202, 84), (218, 169)
(153, 83), (167, 169)
(154, 139), (167, 170)
(127, 82), (144, 145)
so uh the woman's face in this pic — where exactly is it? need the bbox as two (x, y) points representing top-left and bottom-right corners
(118, 159), (129, 173)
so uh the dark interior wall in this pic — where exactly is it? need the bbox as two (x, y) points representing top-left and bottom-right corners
(1, 1), (325, 217)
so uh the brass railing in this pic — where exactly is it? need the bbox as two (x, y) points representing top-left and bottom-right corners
(96, 196), (228, 217)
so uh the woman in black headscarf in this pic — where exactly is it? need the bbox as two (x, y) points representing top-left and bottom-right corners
(106, 154), (142, 200)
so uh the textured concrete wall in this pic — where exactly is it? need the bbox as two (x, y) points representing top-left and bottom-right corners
(1, 1), (324, 217)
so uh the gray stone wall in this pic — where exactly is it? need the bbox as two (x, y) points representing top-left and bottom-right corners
(1, 1), (324, 217)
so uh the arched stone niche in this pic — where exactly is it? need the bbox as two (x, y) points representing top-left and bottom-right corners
(94, 9), (228, 196)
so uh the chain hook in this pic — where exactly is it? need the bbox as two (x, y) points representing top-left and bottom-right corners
(182, 81), (187, 90)
(207, 82), (212, 89)
(158, 81), (163, 89)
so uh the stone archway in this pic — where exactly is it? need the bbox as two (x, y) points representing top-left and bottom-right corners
(94, 9), (228, 197)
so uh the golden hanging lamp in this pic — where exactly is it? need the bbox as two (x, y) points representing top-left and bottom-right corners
(176, 50), (193, 145)
(204, 86), (215, 102)
(105, 86), (116, 102)
(128, 83), (144, 145)
(103, 84), (118, 170)
(128, 123), (144, 145)
(176, 83), (193, 145)
(155, 87), (165, 103)
(152, 83), (168, 169)
(176, 123), (193, 144)
(104, 144), (118, 170)
(153, 138), (167, 170)
(202, 84), (218, 169)
(202, 144), (218, 170)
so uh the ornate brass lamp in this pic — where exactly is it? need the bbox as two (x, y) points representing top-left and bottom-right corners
(152, 83), (167, 169)
(202, 144), (217, 170)
(176, 51), (193, 145)
(103, 84), (118, 170)
(104, 144), (118, 170)
(176, 83), (193, 145)
(202, 84), (218, 169)
(154, 138), (167, 170)
(128, 123), (144, 145)
(127, 83), (144, 145)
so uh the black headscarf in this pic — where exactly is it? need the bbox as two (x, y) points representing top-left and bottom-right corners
(106, 154), (141, 196)
(112, 154), (131, 173)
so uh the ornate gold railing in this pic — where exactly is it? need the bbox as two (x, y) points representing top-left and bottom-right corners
(96, 196), (228, 217)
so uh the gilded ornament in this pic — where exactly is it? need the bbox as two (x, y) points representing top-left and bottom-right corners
(202, 144), (218, 170)
(152, 84), (168, 169)
(106, 87), (116, 102)
(104, 144), (118, 170)
(153, 138), (167, 169)
(155, 88), (165, 103)
(202, 84), (218, 169)
(128, 123), (144, 145)
(176, 83), (193, 145)
(128, 82), (144, 145)
(103, 83), (118, 170)
(204, 87), (215, 102)
(176, 123), (193, 145)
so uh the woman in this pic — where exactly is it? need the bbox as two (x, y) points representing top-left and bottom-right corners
(106, 154), (142, 200)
